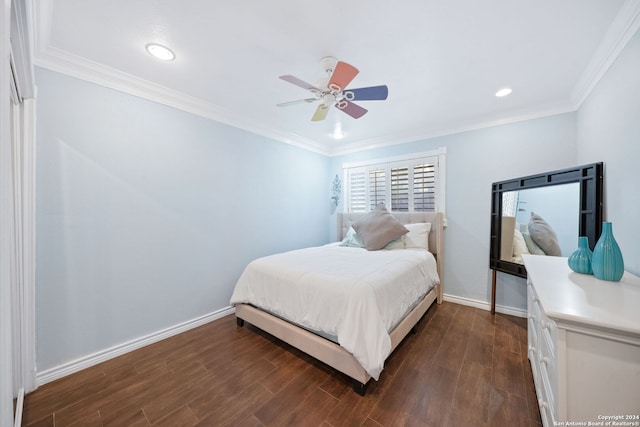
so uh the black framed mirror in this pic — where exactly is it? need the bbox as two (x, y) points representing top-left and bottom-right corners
(490, 162), (603, 278)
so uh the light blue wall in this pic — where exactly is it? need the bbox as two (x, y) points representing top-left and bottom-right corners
(34, 27), (639, 373)
(330, 113), (577, 311)
(577, 29), (640, 276)
(35, 69), (330, 371)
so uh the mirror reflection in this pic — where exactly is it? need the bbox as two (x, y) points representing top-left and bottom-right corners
(500, 183), (579, 264)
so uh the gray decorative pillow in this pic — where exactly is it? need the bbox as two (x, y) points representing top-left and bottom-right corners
(528, 212), (562, 256)
(352, 204), (409, 250)
(522, 232), (546, 255)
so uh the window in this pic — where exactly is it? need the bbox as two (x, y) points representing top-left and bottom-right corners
(369, 168), (386, 209)
(343, 148), (446, 214)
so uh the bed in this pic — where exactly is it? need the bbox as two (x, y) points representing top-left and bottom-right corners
(231, 211), (444, 395)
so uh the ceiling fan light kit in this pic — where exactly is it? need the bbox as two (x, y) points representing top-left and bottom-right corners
(277, 57), (388, 122)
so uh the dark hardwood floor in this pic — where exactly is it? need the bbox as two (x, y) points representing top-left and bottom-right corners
(23, 302), (542, 426)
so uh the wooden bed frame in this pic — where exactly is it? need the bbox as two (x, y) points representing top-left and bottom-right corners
(235, 212), (444, 395)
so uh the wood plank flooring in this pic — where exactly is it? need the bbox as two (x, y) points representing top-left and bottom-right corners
(22, 302), (542, 426)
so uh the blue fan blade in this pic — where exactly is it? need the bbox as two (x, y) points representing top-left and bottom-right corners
(344, 85), (388, 101)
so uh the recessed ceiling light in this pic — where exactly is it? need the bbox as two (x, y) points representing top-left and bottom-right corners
(146, 43), (175, 61)
(495, 87), (512, 97)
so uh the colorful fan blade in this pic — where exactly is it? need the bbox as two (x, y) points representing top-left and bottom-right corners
(327, 62), (359, 92)
(276, 98), (318, 107)
(343, 85), (388, 101)
(336, 101), (367, 119)
(311, 104), (330, 121)
(279, 75), (320, 92)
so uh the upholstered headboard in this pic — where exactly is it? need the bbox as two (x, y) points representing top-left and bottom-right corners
(337, 212), (445, 303)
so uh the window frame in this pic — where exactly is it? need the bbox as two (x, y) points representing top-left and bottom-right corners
(342, 148), (446, 216)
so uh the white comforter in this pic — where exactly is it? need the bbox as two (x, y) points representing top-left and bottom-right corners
(230, 244), (440, 380)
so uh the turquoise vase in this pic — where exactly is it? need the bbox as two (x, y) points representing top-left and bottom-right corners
(591, 222), (624, 281)
(568, 236), (593, 275)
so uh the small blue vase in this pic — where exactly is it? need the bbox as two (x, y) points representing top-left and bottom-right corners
(591, 222), (624, 282)
(568, 236), (593, 275)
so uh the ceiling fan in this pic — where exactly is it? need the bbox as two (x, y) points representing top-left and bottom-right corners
(277, 57), (389, 121)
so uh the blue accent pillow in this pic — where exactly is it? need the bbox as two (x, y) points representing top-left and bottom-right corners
(340, 226), (365, 248)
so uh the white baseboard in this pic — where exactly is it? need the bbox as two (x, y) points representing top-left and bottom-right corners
(443, 293), (527, 318)
(36, 306), (235, 386)
(36, 297), (525, 386)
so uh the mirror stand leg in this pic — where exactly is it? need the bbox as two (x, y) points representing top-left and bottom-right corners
(491, 269), (497, 314)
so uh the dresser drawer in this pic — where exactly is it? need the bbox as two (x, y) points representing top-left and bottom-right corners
(528, 315), (538, 353)
(539, 318), (557, 396)
(538, 397), (552, 427)
(538, 345), (557, 415)
(527, 282), (537, 306)
(539, 358), (557, 426)
(527, 284), (542, 323)
(539, 311), (557, 355)
(527, 284), (541, 324)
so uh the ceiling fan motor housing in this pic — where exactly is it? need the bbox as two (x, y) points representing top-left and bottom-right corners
(277, 57), (388, 121)
(320, 56), (338, 75)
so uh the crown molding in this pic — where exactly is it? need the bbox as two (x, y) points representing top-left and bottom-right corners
(34, 46), (331, 155)
(32, 0), (330, 155)
(571, 0), (640, 108)
(327, 102), (576, 156)
(33, 0), (636, 158)
(33, 41), (580, 159)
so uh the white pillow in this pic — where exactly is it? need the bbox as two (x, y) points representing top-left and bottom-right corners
(512, 228), (530, 258)
(404, 222), (431, 250)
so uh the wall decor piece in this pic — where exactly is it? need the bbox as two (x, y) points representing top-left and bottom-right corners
(331, 174), (342, 206)
(568, 236), (593, 274)
(592, 222), (624, 281)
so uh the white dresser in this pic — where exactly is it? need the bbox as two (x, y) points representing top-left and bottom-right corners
(522, 255), (640, 426)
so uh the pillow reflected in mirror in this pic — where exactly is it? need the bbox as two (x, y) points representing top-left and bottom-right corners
(528, 212), (562, 256)
(522, 232), (546, 255)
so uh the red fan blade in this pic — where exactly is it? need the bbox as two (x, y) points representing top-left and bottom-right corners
(328, 62), (359, 92)
(311, 104), (330, 121)
(335, 100), (367, 119)
(279, 75), (320, 93)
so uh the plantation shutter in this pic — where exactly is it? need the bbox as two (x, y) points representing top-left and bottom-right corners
(413, 162), (436, 212)
(343, 149), (445, 214)
(390, 166), (409, 211)
(369, 169), (386, 210)
(348, 168), (367, 212)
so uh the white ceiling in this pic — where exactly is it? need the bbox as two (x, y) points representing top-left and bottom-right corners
(32, 0), (639, 155)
